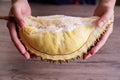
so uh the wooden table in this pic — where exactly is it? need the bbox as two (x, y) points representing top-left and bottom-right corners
(0, 1), (120, 80)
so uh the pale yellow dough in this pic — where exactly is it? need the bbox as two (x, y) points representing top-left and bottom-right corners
(19, 15), (112, 61)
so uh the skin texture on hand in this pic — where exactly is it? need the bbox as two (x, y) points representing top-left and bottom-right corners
(7, 0), (32, 59)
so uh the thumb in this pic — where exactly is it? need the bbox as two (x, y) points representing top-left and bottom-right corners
(98, 14), (110, 27)
(98, 10), (113, 27)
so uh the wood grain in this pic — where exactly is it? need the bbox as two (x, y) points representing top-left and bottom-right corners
(0, 1), (120, 80)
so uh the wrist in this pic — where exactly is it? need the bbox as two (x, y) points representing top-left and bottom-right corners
(98, 0), (116, 9)
(11, 0), (28, 4)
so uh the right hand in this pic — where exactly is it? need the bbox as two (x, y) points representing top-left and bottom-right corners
(83, 1), (115, 60)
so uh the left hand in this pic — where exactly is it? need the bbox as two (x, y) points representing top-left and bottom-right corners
(83, 3), (114, 60)
(7, 0), (36, 59)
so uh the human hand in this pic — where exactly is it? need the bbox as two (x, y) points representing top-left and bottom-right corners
(94, 1), (114, 27)
(7, 0), (33, 59)
(83, 1), (115, 60)
(10, 0), (31, 27)
(83, 24), (113, 60)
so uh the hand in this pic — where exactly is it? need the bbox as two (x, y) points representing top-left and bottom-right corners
(10, 0), (31, 27)
(94, 2), (114, 27)
(83, 24), (113, 60)
(7, 0), (32, 59)
(83, 2), (114, 60)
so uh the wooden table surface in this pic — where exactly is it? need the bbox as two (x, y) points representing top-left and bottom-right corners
(0, 1), (120, 80)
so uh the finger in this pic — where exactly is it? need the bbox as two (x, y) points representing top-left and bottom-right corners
(83, 52), (92, 60)
(12, 6), (25, 27)
(90, 24), (113, 55)
(7, 21), (30, 59)
(83, 24), (113, 60)
(97, 10), (113, 27)
(98, 14), (109, 27)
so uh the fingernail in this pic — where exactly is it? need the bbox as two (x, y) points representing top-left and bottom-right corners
(24, 52), (30, 59)
(99, 21), (104, 27)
